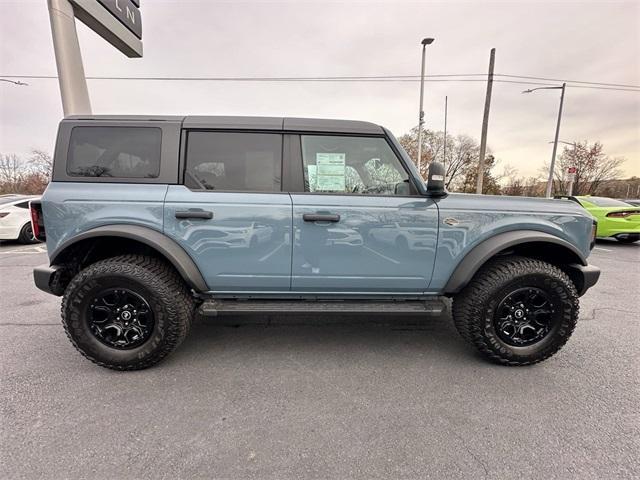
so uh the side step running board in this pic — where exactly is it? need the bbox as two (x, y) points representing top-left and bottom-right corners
(198, 299), (446, 317)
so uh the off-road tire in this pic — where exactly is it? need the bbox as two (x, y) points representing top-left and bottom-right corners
(18, 222), (38, 244)
(61, 255), (195, 370)
(452, 256), (579, 366)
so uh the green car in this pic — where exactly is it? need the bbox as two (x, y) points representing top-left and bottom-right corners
(558, 196), (640, 243)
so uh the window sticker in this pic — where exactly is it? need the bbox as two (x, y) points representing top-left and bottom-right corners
(315, 153), (346, 191)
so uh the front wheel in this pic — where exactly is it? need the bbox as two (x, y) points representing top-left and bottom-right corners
(452, 256), (579, 366)
(61, 255), (196, 370)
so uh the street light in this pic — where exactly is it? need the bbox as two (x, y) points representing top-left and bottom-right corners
(522, 83), (567, 198)
(416, 37), (435, 178)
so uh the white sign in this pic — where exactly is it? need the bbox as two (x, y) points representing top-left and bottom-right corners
(315, 153), (346, 191)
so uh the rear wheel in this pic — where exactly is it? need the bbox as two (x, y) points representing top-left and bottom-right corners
(61, 255), (196, 370)
(452, 256), (579, 366)
(18, 222), (38, 244)
(616, 234), (639, 244)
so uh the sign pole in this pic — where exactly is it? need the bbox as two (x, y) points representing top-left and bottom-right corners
(566, 166), (576, 196)
(48, 0), (92, 116)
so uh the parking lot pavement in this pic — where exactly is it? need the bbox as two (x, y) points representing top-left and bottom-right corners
(1, 240), (639, 479)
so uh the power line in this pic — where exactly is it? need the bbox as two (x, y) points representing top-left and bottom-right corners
(1, 73), (639, 92)
(495, 73), (639, 89)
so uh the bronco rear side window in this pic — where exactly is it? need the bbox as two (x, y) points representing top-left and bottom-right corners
(67, 127), (161, 178)
(184, 131), (282, 192)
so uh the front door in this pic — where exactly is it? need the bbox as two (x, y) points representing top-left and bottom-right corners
(290, 134), (438, 293)
(164, 131), (292, 292)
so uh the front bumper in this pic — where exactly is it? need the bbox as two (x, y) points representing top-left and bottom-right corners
(565, 263), (601, 296)
(33, 264), (65, 296)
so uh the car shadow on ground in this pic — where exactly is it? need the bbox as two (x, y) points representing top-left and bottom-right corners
(595, 238), (639, 248)
(166, 310), (490, 368)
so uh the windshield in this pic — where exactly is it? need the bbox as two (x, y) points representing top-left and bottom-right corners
(584, 197), (632, 207)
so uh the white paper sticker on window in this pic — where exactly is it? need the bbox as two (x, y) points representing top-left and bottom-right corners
(316, 153), (346, 191)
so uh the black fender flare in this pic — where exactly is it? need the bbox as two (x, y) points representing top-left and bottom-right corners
(50, 224), (208, 292)
(443, 230), (587, 294)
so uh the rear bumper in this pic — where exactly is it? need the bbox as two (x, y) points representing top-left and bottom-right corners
(565, 263), (601, 296)
(33, 264), (65, 296)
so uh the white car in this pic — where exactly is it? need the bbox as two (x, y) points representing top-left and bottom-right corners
(369, 222), (436, 251)
(0, 195), (41, 244)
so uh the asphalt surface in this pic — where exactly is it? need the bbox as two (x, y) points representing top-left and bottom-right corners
(1, 239), (638, 479)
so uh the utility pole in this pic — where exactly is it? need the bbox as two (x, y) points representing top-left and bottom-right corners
(48, 0), (91, 115)
(476, 48), (495, 194)
(416, 38), (434, 178)
(443, 95), (448, 177)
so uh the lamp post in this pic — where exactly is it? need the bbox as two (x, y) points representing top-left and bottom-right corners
(416, 37), (434, 178)
(522, 83), (566, 198)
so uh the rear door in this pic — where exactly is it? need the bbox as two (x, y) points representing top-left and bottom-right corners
(164, 130), (292, 293)
(289, 134), (438, 293)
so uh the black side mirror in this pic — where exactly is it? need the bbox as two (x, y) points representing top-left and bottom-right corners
(426, 162), (446, 197)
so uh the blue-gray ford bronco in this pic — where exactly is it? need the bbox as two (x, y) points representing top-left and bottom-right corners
(31, 115), (600, 370)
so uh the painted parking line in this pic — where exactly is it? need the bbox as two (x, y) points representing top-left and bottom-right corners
(594, 247), (613, 252)
(0, 245), (47, 255)
(258, 242), (286, 262)
(363, 246), (401, 264)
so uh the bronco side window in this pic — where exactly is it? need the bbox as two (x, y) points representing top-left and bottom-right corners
(301, 135), (410, 195)
(67, 127), (161, 178)
(184, 132), (282, 192)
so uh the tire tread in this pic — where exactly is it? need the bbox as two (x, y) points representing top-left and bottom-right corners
(61, 254), (195, 370)
(452, 255), (579, 366)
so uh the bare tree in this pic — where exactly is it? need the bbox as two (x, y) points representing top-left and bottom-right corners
(0, 154), (24, 193)
(445, 134), (479, 190)
(28, 149), (53, 180)
(397, 127), (500, 192)
(0, 151), (51, 195)
(543, 141), (625, 196)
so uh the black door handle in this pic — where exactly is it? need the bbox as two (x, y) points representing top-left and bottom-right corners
(303, 213), (340, 223)
(175, 209), (213, 219)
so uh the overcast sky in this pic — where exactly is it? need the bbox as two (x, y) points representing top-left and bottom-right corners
(1, 0), (638, 179)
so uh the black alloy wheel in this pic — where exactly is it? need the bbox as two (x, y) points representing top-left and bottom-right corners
(494, 287), (556, 347)
(88, 288), (155, 349)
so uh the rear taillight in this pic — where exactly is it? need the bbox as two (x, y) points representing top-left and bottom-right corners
(29, 201), (45, 241)
(0, 212), (9, 218)
(606, 210), (640, 218)
(590, 220), (597, 250)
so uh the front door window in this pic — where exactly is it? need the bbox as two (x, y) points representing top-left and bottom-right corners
(301, 135), (410, 195)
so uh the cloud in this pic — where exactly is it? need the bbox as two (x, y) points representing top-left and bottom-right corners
(1, 0), (638, 178)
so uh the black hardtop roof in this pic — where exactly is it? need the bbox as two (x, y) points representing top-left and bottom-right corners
(63, 115), (384, 134)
